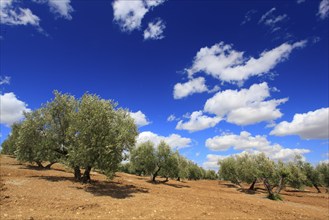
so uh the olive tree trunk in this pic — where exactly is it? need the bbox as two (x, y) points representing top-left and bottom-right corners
(249, 178), (257, 190)
(82, 166), (92, 183)
(74, 166), (81, 181)
(152, 166), (161, 182)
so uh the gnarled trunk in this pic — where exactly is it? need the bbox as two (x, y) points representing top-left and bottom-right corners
(313, 184), (321, 193)
(82, 166), (92, 183)
(263, 178), (274, 197)
(275, 176), (285, 194)
(35, 161), (44, 168)
(177, 177), (181, 181)
(74, 166), (81, 181)
(249, 178), (257, 190)
(152, 166), (161, 182)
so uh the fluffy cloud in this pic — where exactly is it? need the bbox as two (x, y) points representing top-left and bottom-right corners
(204, 82), (287, 126)
(144, 19), (165, 40)
(186, 41), (306, 84)
(318, 0), (329, 19)
(174, 77), (209, 99)
(137, 131), (191, 149)
(112, 0), (165, 32)
(270, 108), (329, 140)
(48, 0), (73, 20)
(205, 131), (310, 161)
(203, 154), (228, 170)
(0, 0), (40, 26)
(176, 111), (221, 132)
(130, 110), (150, 127)
(173, 77), (220, 99)
(0, 92), (31, 126)
(0, 76), (10, 85)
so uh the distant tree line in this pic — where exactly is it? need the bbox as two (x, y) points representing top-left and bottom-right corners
(218, 153), (329, 200)
(119, 141), (218, 181)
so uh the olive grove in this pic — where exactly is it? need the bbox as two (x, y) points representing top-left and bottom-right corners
(218, 153), (329, 200)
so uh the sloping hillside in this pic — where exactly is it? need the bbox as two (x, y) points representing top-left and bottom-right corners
(1, 155), (328, 219)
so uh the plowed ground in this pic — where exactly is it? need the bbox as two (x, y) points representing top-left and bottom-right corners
(1, 155), (328, 219)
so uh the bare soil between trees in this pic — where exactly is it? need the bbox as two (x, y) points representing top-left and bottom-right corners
(1, 155), (328, 219)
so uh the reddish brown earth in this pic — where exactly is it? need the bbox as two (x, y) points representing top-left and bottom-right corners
(1, 155), (328, 219)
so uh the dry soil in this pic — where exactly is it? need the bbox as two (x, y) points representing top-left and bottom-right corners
(1, 155), (328, 219)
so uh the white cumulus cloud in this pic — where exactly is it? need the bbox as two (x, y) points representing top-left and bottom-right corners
(203, 154), (228, 170)
(0, 0), (40, 26)
(173, 77), (209, 99)
(144, 19), (165, 40)
(137, 131), (191, 149)
(318, 0), (329, 19)
(113, 0), (165, 32)
(204, 82), (287, 126)
(48, 0), (73, 20)
(270, 108), (329, 140)
(186, 41), (306, 84)
(176, 111), (221, 132)
(130, 110), (150, 127)
(205, 131), (310, 162)
(0, 92), (31, 126)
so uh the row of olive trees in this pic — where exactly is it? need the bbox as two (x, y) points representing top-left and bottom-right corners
(1, 91), (138, 183)
(119, 141), (217, 182)
(218, 153), (329, 200)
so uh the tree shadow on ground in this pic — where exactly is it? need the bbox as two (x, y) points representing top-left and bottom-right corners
(221, 183), (239, 188)
(146, 180), (190, 188)
(29, 175), (76, 182)
(237, 188), (258, 195)
(83, 181), (149, 199)
(29, 175), (149, 199)
(20, 165), (67, 173)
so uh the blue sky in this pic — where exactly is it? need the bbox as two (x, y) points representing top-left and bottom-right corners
(0, 0), (328, 170)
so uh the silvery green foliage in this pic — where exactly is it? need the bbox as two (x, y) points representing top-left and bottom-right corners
(286, 156), (308, 190)
(130, 141), (157, 176)
(205, 170), (217, 180)
(157, 141), (178, 179)
(43, 90), (77, 158)
(16, 109), (58, 166)
(218, 156), (241, 185)
(1, 123), (21, 155)
(67, 93), (138, 179)
(316, 162), (329, 189)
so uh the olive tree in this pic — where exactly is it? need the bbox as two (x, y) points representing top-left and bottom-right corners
(1, 123), (21, 155)
(317, 162), (329, 192)
(174, 152), (189, 181)
(153, 141), (176, 182)
(301, 162), (321, 193)
(130, 141), (179, 182)
(130, 141), (157, 176)
(187, 161), (204, 180)
(205, 170), (217, 180)
(43, 91), (77, 157)
(218, 156), (241, 186)
(15, 110), (59, 168)
(67, 93), (138, 182)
